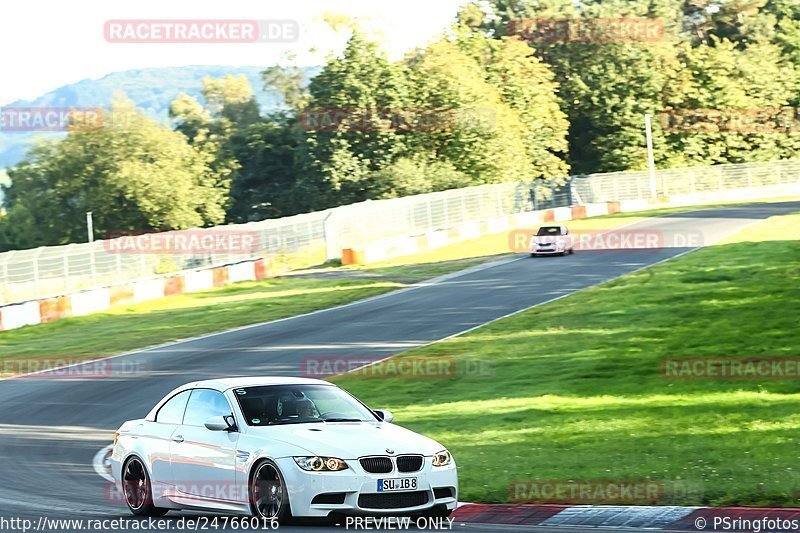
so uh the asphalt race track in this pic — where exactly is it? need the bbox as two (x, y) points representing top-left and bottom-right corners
(0, 201), (798, 532)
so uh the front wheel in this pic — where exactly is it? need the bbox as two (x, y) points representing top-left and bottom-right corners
(250, 460), (292, 522)
(122, 457), (168, 516)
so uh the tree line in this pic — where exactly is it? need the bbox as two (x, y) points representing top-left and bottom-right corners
(2, 0), (799, 250)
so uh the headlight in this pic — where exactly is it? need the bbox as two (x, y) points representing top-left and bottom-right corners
(293, 456), (349, 472)
(432, 450), (452, 467)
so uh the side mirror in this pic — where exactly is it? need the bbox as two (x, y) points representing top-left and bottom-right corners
(205, 415), (236, 432)
(374, 409), (394, 423)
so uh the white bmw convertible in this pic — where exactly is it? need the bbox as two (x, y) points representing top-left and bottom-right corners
(110, 377), (458, 521)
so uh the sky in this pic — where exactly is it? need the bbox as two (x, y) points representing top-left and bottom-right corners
(1, 0), (465, 106)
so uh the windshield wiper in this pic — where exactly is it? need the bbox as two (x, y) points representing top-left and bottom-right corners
(322, 418), (363, 422)
(267, 419), (325, 426)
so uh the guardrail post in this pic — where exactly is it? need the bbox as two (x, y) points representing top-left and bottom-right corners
(567, 177), (574, 205)
(322, 210), (340, 262)
(62, 247), (70, 290)
(89, 243), (97, 284)
(0, 251), (11, 304)
(33, 248), (43, 298)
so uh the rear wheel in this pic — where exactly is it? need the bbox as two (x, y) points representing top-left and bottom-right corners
(250, 460), (292, 522)
(122, 457), (168, 516)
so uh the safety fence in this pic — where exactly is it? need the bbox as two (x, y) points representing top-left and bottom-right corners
(1, 159), (799, 305)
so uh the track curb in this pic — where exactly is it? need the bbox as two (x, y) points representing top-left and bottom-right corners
(453, 503), (800, 531)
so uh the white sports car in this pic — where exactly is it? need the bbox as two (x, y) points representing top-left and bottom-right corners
(110, 377), (458, 521)
(530, 225), (575, 256)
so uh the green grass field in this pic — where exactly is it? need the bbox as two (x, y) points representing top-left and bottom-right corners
(333, 212), (800, 507)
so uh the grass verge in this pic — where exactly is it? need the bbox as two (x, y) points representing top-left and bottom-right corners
(332, 212), (800, 507)
(0, 279), (400, 365)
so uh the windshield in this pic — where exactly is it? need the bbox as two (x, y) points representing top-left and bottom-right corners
(536, 226), (563, 236)
(233, 384), (378, 426)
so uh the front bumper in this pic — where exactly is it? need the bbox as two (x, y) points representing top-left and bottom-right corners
(277, 457), (458, 517)
(531, 247), (565, 254)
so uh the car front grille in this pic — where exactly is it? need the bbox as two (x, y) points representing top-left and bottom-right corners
(359, 456), (393, 473)
(396, 455), (424, 473)
(358, 491), (429, 509)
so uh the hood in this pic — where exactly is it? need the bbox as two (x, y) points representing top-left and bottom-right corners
(247, 422), (444, 459)
(535, 235), (564, 244)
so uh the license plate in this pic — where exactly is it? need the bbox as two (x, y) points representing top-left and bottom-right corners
(377, 478), (417, 492)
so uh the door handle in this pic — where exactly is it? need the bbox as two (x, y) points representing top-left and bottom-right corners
(172, 435), (184, 443)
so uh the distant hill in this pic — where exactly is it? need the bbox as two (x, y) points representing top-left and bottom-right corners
(0, 65), (319, 169)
